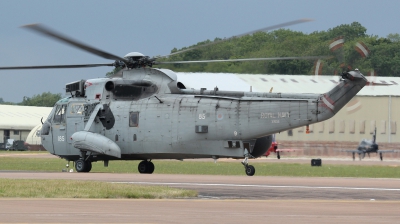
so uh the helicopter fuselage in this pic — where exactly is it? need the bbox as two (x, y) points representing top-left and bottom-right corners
(40, 68), (367, 163)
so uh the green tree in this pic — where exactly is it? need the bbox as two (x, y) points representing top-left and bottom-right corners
(0, 97), (15, 105)
(106, 67), (123, 77)
(387, 33), (400, 42)
(146, 22), (400, 76)
(370, 41), (400, 76)
(20, 92), (62, 107)
(317, 22), (367, 41)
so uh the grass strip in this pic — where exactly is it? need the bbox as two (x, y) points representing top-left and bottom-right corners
(0, 157), (399, 178)
(0, 179), (197, 198)
(0, 150), (49, 154)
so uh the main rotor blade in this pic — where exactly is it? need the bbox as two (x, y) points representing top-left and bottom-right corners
(22, 24), (128, 64)
(0, 63), (114, 70)
(159, 18), (313, 58)
(157, 56), (326, 64)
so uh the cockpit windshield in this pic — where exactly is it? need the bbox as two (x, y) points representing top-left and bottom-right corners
(359, 139), (372, 146)
(53, 104), (67, 124)
(46, 106), (57, 122)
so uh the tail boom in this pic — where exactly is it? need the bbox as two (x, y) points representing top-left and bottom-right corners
(318, 70), (367, 121)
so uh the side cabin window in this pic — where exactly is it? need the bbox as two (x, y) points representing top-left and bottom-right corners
(53, 105), (67, 124)
(69, 103), (85, 116)
(129, 112), (139, 127)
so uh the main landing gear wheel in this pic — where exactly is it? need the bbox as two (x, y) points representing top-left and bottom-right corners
(75, 159), (92, 172)
(358, 153), (365, 161)
(241, 149), (255, 176)
(138, 160), (155, 174)
(245, 165), (255, 176)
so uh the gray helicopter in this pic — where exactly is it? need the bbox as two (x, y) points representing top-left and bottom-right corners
(0, 20), (368, 176)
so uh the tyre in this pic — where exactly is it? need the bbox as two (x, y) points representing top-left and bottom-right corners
(75, 159), (87, 172)
(147, 161), (155, 174)
(138, 161), (148, 174)
(245, 165), (255, 176)
(83, 161), (92, 172)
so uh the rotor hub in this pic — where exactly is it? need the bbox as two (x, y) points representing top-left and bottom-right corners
(117, 52), (155, 69)
(124, 52), (145, 58)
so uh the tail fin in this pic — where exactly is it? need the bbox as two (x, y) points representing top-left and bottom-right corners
(373, 127), (377, 143)
(318, 70), (367, 121)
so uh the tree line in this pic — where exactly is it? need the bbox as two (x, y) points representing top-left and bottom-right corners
(0, 92), (61, 107)
(155, 22), (400, 76)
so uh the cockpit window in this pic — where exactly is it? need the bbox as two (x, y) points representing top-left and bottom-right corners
(53, 105), (67, 124)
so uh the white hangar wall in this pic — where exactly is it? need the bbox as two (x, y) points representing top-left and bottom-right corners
(277, 96), (400, 143)
(0, 105), (52, 144)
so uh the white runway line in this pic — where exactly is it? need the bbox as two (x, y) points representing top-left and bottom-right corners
(112, 181), (400, 191)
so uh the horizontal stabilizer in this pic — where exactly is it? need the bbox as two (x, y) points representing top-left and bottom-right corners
(378, 150), (396, 153)
(276, 148), (302, 152)
(366, 82), (392, 86)
(341, 150), (361, 153)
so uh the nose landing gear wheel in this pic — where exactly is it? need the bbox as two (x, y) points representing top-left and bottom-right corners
(138, 160), (155, 174)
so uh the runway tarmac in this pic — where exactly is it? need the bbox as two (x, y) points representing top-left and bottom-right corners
(1, 153), (400, 223)
(1, 198), (399, 223)
(0, 172), (400, 223)
(1, 172), (400, 200)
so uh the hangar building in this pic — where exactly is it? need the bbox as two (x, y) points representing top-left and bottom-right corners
(0, 105), (52, 148)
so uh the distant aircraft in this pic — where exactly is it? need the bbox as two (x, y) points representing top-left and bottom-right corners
(343, 128), (395, 161)
(264, 134), (299, 159)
